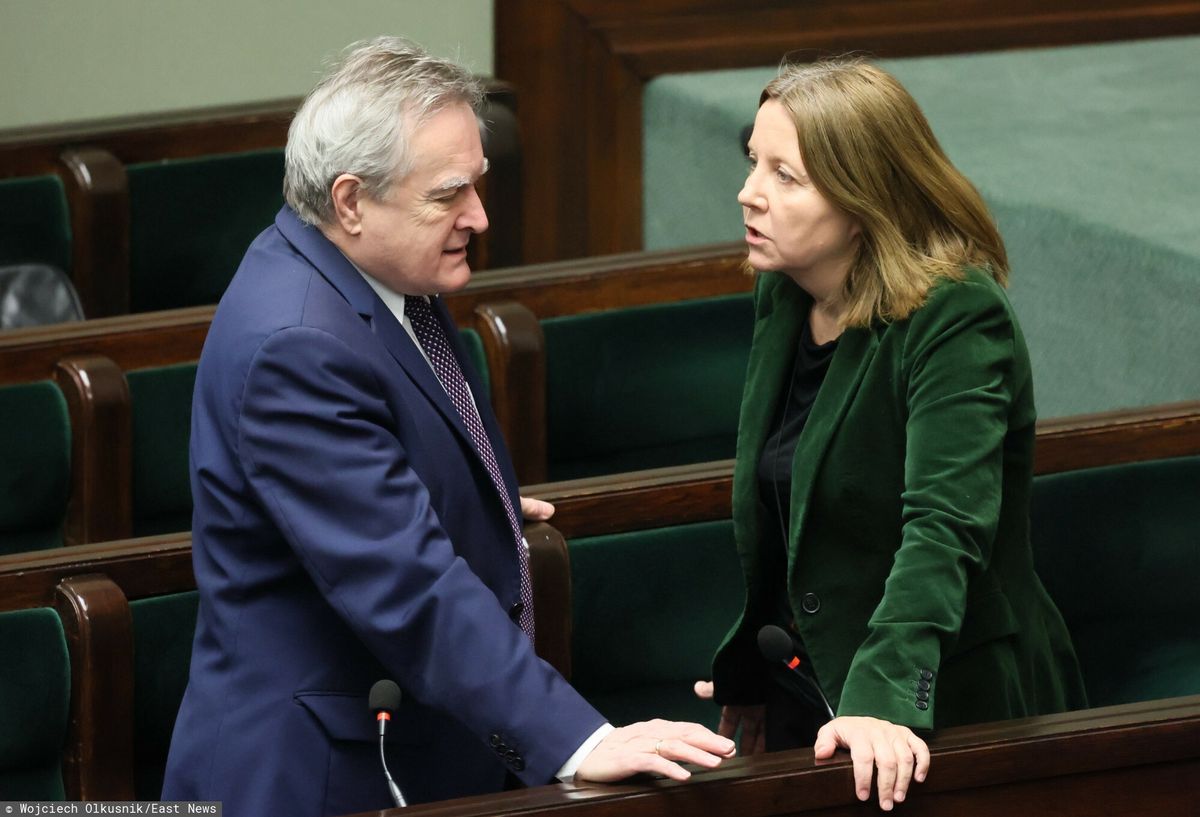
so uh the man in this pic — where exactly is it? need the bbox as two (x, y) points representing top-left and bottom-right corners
(161, 36), (733, 816)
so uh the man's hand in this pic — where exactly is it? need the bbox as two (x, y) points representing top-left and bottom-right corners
(694, 680), (766, 756)
(520, 496), (554, 521)
(574, 718), (735, 783)
(813, 716), (929, 811)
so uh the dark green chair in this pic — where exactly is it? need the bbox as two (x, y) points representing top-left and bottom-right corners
(128, 149), (285, 312)
(127, 363), (197, 537)
(0, 607), (71, 798)
(568, 519), (743, 728)
(0, 175), (72, 275)
(0, 380), (71, 555)
(544, 294), (753, 481)
(1032, 455), (1200, 707)
(130, 591), (199, 800)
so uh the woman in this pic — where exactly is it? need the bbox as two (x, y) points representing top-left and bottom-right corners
(697, 59), (1087, 810)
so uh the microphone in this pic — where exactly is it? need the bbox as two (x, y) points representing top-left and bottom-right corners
(757, 625), (835, 720)
(368, 680), (408, 808)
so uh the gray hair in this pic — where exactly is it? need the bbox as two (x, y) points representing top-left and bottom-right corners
(284, 35), (484, 226)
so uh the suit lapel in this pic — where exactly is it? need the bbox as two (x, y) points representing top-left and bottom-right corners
(274, 208), (477, 454)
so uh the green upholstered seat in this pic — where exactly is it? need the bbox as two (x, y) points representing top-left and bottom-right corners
(0, 381), (71, 555)
(544, 294), (753, 481)
(128, 149), (284, 312)
(0, 607), (71, 799)
(0, 175), (72, 274)
(1032, 456), (1200, 708)
(127, 363), (197, 537)
(569, 519), (743, 728)
(131, 591), (199, 800)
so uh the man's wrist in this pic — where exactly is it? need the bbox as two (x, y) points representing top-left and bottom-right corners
(555, 723), (615, 781)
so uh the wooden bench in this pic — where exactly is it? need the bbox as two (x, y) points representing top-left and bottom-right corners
(0, 244), (747, 546)
(0, 82), (521, 318)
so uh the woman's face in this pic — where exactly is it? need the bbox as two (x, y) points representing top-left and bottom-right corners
(738, 100), (860, 286)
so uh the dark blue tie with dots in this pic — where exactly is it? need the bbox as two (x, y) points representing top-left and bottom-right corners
(404, 295), (535, 642)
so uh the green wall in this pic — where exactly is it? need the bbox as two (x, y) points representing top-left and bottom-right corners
(0, 0), (493, 129)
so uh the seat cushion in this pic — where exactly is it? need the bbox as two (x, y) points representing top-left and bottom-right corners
(128, 363), (198, 536)
(1033, 455), (1200, 706)
(569, 519), (743, 728)
(0, 380), (70, 554)
(544, 294), (753, 480)
(0, 175), (71, 274)
(0, 607), (71, 799)
(131, 591), (199, 800)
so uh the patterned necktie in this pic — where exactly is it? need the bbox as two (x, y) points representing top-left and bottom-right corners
(404, 295), (535, 641)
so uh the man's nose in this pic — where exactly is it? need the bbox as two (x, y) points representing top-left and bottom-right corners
(460, 185), (489, 234)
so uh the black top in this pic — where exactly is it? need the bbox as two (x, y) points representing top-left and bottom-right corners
(756, 318), (838, 628)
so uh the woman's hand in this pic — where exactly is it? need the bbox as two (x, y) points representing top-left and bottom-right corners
(813, 716), (929, 811)
(693, 680), (767, 756)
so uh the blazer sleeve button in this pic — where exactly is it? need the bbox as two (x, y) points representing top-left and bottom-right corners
(800, 593), (821, 614)
(917, 678), (931, 692)
(920, 669), (934, 681)
(508, 602), (525, 621)
(489, 734), (503, 748)
(915, 700), (929, 711)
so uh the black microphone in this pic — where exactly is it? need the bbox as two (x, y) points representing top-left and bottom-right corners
(369, 680), (408, 808)
(757, 625), (835, 720)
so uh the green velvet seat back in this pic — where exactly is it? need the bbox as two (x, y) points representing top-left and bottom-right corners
(459, 327), (490, 397)
(0, 380), (71, 555)
(0, 607), (71, 799)
(1032, 456), (1200, 707)
(0, 175), (71, 273)
(131, 591), (199, 800)
(543, 294), (753, 481)
(128, 149), (284, 312)
(569, 519), (743, 728)
(127, 363), (197, 537)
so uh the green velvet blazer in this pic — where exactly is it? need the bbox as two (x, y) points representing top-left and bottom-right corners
(712, 267), (1087, 731)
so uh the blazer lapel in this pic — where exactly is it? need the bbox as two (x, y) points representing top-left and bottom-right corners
(274, 207), (476, 452)
(786, 324), (880, 555)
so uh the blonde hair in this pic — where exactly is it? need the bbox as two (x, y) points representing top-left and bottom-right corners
(762, 58), (1007, 327)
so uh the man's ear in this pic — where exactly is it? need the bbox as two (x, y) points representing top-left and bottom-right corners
(329, 173), (365, 236)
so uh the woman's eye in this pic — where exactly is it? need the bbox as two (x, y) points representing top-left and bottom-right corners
(776, 168), (793, 183)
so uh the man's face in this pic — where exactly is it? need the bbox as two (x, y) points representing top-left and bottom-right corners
(350, 102), (489, 295)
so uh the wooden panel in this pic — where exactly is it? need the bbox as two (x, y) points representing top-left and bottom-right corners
(54, 574), (135, 801)
(0, 306), (212, 386)
(526, 401), (1200, 538)
(347, 695), (1200, 816)
(496, 0), (1200, 260)
(448, 243), (748, 328)
(60, 148), (129, 318)
(475, 302), (547, 484)
(528, 522), (573, 680)
(55, 355), (133, 544)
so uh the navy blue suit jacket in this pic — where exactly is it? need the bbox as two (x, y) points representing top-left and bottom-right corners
(162, 208), (604, 816)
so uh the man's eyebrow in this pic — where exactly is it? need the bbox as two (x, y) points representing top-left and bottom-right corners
(429, 158), (490, 196)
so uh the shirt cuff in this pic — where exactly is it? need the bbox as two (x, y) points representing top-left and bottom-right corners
(555, 723), (615, 782)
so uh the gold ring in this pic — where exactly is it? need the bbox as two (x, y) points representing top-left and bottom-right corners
(654, 739), (664, 756)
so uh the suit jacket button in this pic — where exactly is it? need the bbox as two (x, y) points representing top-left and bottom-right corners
(916, 690), (930, 702)
(915, 700), (929, 711)
(489, 734), (503, 748)
(800, 593), (821, 614)
(511, 757), (525, 772)
(920, 669), (934, 681)
(917, 678), (931, 692)
(509, 602), (525, 621)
